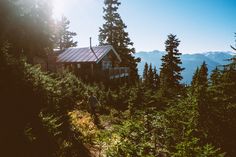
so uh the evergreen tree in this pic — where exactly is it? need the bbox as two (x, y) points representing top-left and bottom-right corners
(143, 62), (149, 85)
(210, 67), (221, 86)
(54, 16), (78, 50)
(191, 62), (208, 91)
(148, 63), (154, 88)
(207, 65), (236, 156)
(191, 67), (199, 87)
(153, 66), (160, 90)
(229, 37), (236, 68)
(220, 65), (235, 95)
(230, 32), (236, 52)
(198, 61), (208, 89)
(191, 62), (209, 99)
(159, 34), (184, 96)
(220, 66), (236, 155)
(191, 62), (209, 137)
(228, 33), (236, 68)
(0, 0), (54, 63)
(99, 0), (140, 83)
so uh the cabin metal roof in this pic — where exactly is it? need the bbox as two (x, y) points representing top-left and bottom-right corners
(57, 45), (121, 63)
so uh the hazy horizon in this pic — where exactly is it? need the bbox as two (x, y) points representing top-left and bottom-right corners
(135, 49), (236, 54)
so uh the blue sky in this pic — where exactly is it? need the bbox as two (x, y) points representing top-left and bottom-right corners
(52, 0), (236, 53)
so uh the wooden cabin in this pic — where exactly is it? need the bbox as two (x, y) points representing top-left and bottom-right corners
(55, 45), (129, 81)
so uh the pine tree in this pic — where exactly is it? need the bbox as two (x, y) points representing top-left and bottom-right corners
(198, 61), (208, 88)
(230, 32), (236, 52)
(210, 67), (221, 86)
(190, 62), (208, 96)
(147, 64), (154, 88)
(159, 34), (184, 96)
(191, 62), (209, 135)
(143, 62), (149, 85)
(153, 66), (160, 90)
(219, 66), (236, 155)
(185, 35), (236, 155)
(228, 33), (236, 68)
(207, 65), (236, 156)
(0, 0), (54, 62)
(99, 0), (121, 46)
(99, 0), (140, 83)
(191, 67), (199, 87)
(54, 16), (78, 50)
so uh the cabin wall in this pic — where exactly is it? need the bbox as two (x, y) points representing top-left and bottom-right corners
(60, 62), (107, 82)
(100, 51), (120, 69)
(53, 50), (127, 83)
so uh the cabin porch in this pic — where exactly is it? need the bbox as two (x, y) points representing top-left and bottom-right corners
(61, 63), (129, 82)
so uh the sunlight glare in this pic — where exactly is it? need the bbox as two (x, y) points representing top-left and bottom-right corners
(52, 0), (94, 19)
(52, 0), (65, 19)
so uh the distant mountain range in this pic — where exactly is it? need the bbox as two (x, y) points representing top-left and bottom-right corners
(134, 50), (235, 84)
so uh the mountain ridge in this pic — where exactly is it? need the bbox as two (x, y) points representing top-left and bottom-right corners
(135, 50), (235, 84)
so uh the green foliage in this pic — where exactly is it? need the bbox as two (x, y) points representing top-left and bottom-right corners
(1, 1), (235, 156)
(0, 44), (90, 157)
(148, 64), (154, 88)
(143, 62), (149, 85)
(190, 59), (236, 156)
(206, 66), (236, 156)
(173, 137), (225, 157)
(0, 0), (53, 62)
(1, 41), (233, 156)
(105, 119), (166, 157)
(99, 0), (140, 83)
(101, 88), (226, 156)
(198, 61), (208, 87)
(160, 34), (184, 97)
(210, 67), (221, 86)
(153, 66), (160, 90)
(54, 16), (78, 50)
(40, 113), (63, 137)
(142, 63), (160, 90)
(69, 110), (99, 144)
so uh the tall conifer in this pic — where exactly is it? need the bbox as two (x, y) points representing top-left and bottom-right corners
(191, 67), (199, 86)
(191, 62), (208, 95)
(210, 67), (221, 86)
(192, 62), (209, 134)
(198, 61), (208, 88)
(99, 0), (140, 82)
(148, 64), (154, 88)
(54, 16), (78, 50)
(153, 66), (160, 89)
(160, 34), (184, 96)
(0, 0), (54, 62)
(143, 62), (149, 85)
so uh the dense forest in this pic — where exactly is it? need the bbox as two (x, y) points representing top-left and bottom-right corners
(0, 0), (235, 157)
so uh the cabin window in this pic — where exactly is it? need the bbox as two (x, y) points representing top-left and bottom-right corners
(102, 61), (112, 70)
(77, 64), (81, 69)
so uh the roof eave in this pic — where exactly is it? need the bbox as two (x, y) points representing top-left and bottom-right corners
(57, 61), (96, 64)
(96, 45), (122, 64)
